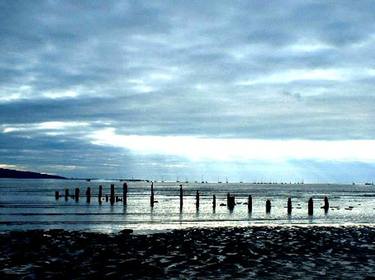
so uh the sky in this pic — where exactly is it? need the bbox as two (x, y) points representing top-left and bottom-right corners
(1, 0), (375, 183)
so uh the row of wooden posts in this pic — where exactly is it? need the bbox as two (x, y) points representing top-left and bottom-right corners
(55, 182), (330, 215)
(56, 183), (128, 205)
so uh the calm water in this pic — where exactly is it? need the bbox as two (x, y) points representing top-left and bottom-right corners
(0, 179), (374, 233)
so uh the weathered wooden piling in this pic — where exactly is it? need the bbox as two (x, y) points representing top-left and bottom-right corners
(55, 191), (59, 200)
(179, 185), (183, 209)
(248, 195), (252, 212)
(123, 183), (128, 205)
(105, 195), (108, 202)
(226, 192), (230, 206)
(86, 187), (91, 203)
(287, 197), (292, 215)
(150, 182), (154, 207)
(228, 195), (235, 210)
(266, 199), (271, 213)
(64, 189), (69, 201)
(308, 197), (313, 215)
(98, 185), (103, 203)
(213, 194), (216, 210)
(196, 190), (200, 209)
(75, 188), (80, 202)
(323, 196), (329, 213)
(110, 184), (115, 205)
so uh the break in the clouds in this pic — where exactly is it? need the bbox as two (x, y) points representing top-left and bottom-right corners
(1, 1), (375, 182)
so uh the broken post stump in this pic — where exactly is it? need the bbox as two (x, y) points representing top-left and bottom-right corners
(308, 197), (314, 216)
(55, 191), (59, 200)
(323, 196), (329, 213)
(64, 189), (69, 201)
(228, 195), (235, 211)
(266, 199), (271, 213)
(110, 184), (115, 205)
(213, 194), (216, 210)
(248, 195), (252, 212)
(287, 197), (292, 215)
(75, 188), (80, 202)
(179, 185), (183, 209)
(86, 187), (91, 203)
(150, 182), (154, 207)
(98, 185), (103, 203)
(196, 190), (200, 209)
(123, 183), (128, 205)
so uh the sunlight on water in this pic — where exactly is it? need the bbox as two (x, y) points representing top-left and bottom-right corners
(0, 179), (374, 233)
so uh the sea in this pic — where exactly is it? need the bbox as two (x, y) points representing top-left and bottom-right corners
(0, 179), (374, 233)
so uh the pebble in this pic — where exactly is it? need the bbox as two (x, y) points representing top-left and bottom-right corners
(0, 227), (374, 279)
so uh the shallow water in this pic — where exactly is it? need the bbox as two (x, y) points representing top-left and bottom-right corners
(0, 179), (374, 233)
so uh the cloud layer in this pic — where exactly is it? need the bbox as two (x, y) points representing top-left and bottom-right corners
(1, 1), (375, 182)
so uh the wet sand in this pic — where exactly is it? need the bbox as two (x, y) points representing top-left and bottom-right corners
(0, 226), (374, 279)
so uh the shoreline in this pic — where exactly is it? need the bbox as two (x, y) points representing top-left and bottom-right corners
(1, 226), (374, 279)
(2, 222), (375, 236)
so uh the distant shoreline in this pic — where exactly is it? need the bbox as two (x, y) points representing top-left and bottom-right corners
(0, 168), (66, 180)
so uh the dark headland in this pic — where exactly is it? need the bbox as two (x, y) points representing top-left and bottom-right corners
(0, 226), (374, 279)
(0, 168), (66, 179)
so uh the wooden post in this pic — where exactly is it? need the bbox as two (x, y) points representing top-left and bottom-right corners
(266, 199), (271, 213)
(323, 196), (329, 213)
(150, 182), (154, 207)
(213, 194), (216, 210)
(308, 197), (313, 216)
(228, 196), (235, 210)
(86, 187), (91, 203)
(64, 189), (69, 201)
(287, 197), (292, 215)
(75, 188), (80, 202)
(226, 192), (230, 206)
(179, 185), (183, 209)
(196, 190), (200, 209)
(105, 195), (108, 202)
(123, 183), (128, 205)
(110, 184), (115, 205)
(55, 191), (59, 200)
(248, 195), (252, 212)
(98, 185), (103, 203)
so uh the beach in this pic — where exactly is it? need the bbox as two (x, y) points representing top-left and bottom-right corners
(0, 226), (374, 279)
(1, 180), (374, 279)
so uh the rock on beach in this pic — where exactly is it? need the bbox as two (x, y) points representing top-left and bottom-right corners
(0, 226), (374, 279)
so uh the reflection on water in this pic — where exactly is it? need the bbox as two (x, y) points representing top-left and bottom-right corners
(0, 179), (374, 233)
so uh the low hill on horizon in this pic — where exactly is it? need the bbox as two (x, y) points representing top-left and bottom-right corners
(0, 168), (66, 179)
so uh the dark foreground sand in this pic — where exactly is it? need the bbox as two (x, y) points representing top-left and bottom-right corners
(0, 226), (374, 279)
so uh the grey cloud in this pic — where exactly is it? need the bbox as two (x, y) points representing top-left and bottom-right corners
(1, 1), (375, 180)
(1, 93), (374, 140)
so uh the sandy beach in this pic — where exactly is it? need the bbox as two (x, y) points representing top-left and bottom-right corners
(0, 226), (374, 279)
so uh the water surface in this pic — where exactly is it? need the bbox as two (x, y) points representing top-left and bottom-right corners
(0, 179), (374, 233)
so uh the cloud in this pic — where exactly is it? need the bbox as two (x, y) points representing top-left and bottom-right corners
(0, 1), (375, 180)
(89, 128), (375, 163)
(2, 121), (89, 133)
(0, 163), (21, 170)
